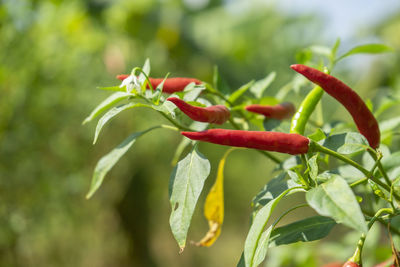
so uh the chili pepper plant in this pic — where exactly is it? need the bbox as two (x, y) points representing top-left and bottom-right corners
(83, 41), (400, 267)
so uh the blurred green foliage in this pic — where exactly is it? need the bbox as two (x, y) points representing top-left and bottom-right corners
(1, 0), (399, 266)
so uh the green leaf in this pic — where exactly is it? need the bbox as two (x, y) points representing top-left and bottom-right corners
(138, 58), (151, 85)
(268, 216), (336, 247)
(252, 173), (299, 209)
(236, 253), (245, 267)
(308, 129), (326, 142)
(245, 187), (303, 267)
(171, 121), (208, 166)
(183, 84), (205, 102)
(93, 102), (152, 144)
(82, 92), (129, 125)
(228, 80), (255, 105)
(213, 65), (231, 95)
(262, 118), (282, 131)
(321, 132), (369, 155)
(152, 74), (168, 105)
(337, 44), (393, 61)
(169, 146), (211, 250)
(331, 38), (341, 59)
(86, 127), (158, 199)
(337, 165), (364, 183)
(306, 175), (368, 233)
(249, 72), (276, 99)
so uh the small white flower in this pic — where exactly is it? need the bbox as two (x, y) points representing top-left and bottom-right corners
(120, 75), (140, 93)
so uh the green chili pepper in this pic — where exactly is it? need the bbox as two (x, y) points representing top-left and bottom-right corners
(290, 85), (324, 134)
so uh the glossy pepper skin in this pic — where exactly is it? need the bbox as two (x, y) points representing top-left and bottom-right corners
(291, 64), (380, 149)
(167, 97), (230, 125)
(245, 102), (295, 120)
(117, 75), (202, 94)
(181, 129), (310, 155)
(290, 85), (324, 134)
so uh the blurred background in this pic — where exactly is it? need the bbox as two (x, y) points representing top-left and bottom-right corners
(1, 0), (400, 266)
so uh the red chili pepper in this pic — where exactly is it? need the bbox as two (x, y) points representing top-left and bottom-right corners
(167, 97), (230, 125)
(181, 129), (310, 155)
(117, 75), (202, 94)
(342, 261), (361, 267)
(245, 102), (295, 120)
(291, 64), (380, 149)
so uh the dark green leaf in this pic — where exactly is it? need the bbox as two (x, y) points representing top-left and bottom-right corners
(269, 216), (336, 247)
(228, 80), (255, 105)
(169, 147), (211, 250)
(306, 175), (368, 233)
(213, 65), (231, 95)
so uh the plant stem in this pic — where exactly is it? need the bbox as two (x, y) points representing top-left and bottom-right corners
(312, 142), (396, 196)
(362, 209), (400, 236)
(368, 150), (392, 184)
(312, 142), (369, 176)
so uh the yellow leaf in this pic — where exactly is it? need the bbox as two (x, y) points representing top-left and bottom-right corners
(195, 148), (235, 247)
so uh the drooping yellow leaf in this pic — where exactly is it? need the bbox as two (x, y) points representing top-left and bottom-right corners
(195, 148), (235, 247)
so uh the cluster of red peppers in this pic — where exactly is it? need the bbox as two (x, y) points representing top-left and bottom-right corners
(118, 64), (380, 157)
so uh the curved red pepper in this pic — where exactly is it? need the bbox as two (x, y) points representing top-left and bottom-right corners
(291, 64), (380, 149)
(181, 129), (310, 155)
(117, 75), (202, 94)
(167, 97), (230, 125)
(245, 102), (295, 120)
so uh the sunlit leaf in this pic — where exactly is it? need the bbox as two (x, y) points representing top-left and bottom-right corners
(82, 92), (129, 124)
(306, 175), (368, 233)
(169, 146), (211, 251)
(337, 44), (393, 62)
(93, 102), (152, 144)
(183, 83), (205, 102)
(249, 72), (276, 99)
(86, 127), (158, 199)
(228, 80), (255, 105)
